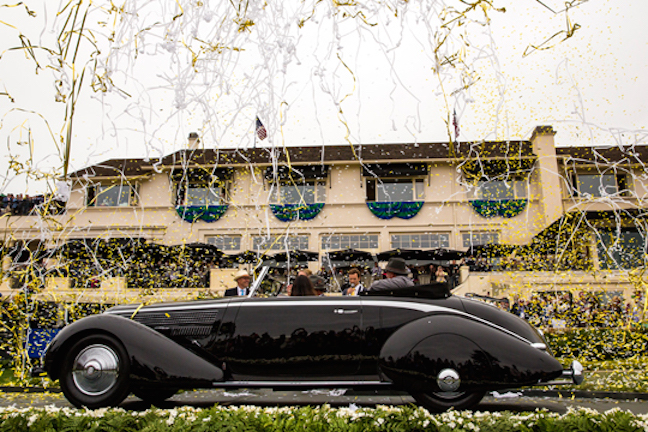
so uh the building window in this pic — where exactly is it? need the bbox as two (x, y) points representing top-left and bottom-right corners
(176, 183), (225, 206)
(391, 233), (450, 249)
(321, 234), (379, 250)
(270, 180), (326, 205)
(185, 185), (223, 206)
(597, 228), (646, 270)
(253, 234), (309, 251)
(475, 179), (526, 200)
(462, 232), (499, 248)
(172, 168), (232, 206)
(206, 235), (241, 251)
(366, 178), (425, 202)
(88, 184), (136, 207)
(576, 173), (628, 197)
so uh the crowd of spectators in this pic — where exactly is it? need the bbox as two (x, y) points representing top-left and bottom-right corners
(508, 290), (646, 329)
(0, 194), (65, 216)
(464, 252), (591, 272)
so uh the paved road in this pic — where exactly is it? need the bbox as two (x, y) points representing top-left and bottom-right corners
(2, 389), (648, 415)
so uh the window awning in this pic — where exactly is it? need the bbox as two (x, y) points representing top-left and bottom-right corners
(171, 167), (234, 182)
(264, 165), (329, 181)
(362, 163), (428, 178)
(460, 158), (536, 181)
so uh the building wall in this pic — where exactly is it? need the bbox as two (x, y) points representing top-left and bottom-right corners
(2, 129), (644, 263)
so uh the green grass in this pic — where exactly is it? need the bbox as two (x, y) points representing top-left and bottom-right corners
(541, 357), (648, 393)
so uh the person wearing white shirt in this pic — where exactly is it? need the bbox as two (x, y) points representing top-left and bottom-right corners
(344, 268), (364, 296)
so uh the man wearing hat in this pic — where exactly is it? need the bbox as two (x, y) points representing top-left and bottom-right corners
(369, 257), (413, 292)
(225, 269), (251, 297)
(309, 274), (328, 296)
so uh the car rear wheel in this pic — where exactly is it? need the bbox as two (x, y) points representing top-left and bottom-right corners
(132, 386), (178, 405)
(59, 334), (131, 409)
(412, 390), (485, 413)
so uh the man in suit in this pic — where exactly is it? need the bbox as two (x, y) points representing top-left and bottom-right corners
(343, 268), (365, 296)
(224, 269), (251, 297)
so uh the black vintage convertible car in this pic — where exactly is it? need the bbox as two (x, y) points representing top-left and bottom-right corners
(37, 267), (583, 411)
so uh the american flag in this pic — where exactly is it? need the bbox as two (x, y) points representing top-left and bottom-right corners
(453, 109), (460, 140)
(256, 117), (267, 141)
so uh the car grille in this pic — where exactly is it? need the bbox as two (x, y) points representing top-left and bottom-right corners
(132, 310), (220, 338)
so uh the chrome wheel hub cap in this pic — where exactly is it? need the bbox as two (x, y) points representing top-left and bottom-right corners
(72, 344), (119, 396)
(436, 368), (461, 392)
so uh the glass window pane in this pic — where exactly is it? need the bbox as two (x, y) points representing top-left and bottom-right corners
(280, 183), (316, 204)
(316, 181), (326, 203)
(331, 237), (340, 249)
(415, 179), (425, 200)
(479, 181), (514, 200)
(578, 174), (617, 197)
(377, 180), (413, 202)
(370, 236), (379, 249)
(341, 236), (350, 248)
(207, 187), (222, 205)
(96, 185), (132, 207)
(187, 187), (206, 205)
(391, 235), (399, 248)
(514, 180), (526, 198)
(118, 187), (131, 206)
(97, 186), (117, 206)
(439, 234), (450, 248)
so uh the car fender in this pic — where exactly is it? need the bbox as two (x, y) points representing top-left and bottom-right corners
(379, 314), (563, 392)
(44, 313), (224, 386)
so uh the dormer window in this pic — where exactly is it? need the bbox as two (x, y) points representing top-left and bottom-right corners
(475, 178), (527, 200)
(270, 180), (326, 205)
(87, 184), (137, 207)
(366, 178), (425, 202)
(363, 163), (427, 202)
(265, 165), (328, 205)
(172, 168), (232, 207)
(185, 185), (223, 206)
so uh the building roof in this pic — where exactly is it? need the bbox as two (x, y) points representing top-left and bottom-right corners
(68, 158), (149, 179)
(69, 141), (536, 179)
(556, 145), (648, 165)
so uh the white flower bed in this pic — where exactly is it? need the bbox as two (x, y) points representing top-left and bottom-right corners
(0, 404), (646, 431)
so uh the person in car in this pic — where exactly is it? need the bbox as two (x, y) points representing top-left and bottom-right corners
(309, 274), (328, 296)
(343, 268), (364, 295)
(224, 269), (251, 296)
(369, 258), (414, 292)
(290, 275), (317, 296)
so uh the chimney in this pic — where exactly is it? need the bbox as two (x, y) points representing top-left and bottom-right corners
(187, 132), (200, 149)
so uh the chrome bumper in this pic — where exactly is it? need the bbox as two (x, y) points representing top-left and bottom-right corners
(541, 360), (584, 386)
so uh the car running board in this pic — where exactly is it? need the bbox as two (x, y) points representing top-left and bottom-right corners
(212, 380), (393, 389)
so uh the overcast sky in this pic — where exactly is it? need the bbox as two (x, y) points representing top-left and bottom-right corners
(0, 0), (646, 194)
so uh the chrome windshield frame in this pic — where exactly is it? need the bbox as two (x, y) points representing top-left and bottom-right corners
(247, 266), (270, 298)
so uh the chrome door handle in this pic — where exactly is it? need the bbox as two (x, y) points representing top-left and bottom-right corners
(334, 309), (359, 314)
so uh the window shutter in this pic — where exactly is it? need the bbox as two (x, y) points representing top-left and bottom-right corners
(366, 179), (376, 201)
(87, 185), (96, 206)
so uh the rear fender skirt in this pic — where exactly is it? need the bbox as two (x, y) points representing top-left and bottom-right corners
(44, 314), (224, 386)
(379, 314), (563, 391)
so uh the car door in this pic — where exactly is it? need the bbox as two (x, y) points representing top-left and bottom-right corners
(219, 297), (363, 380)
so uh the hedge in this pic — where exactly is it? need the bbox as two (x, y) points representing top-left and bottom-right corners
(0, 405), (647, 432)
(545, 327), (648, 361)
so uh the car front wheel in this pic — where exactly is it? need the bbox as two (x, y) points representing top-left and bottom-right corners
(59, 334), (131, 409)
(412, 390), (485, 412)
